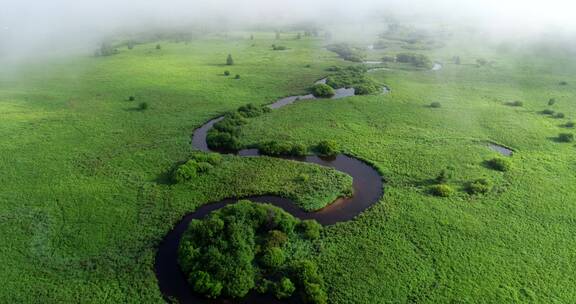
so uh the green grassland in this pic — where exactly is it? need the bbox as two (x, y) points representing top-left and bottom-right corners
(1, 27), (576, 303)
(237, 36), (576, 302)
(0, 33), (350, 302)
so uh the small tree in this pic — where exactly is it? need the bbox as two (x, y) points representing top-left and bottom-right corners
(226, 54), (234, 66)
(296, 33), (302, 40)
(486, 158), (511, 172)
(316, 140), (338, 157)
(466, 178), (492, 195)
(139, 102), (149, 111)
(310, 83), (335, 98)
(429, 184), (454, 197)
(156, 44), (161, 50)
(548, 98), (556, 106)
(224, 70), (230, 76)
(430, 102), (442, 108)
(235, 74), (241, 79)
(250, 34), (254, 40)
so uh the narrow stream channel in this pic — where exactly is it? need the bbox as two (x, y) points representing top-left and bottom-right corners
(155, 78), (386, 303)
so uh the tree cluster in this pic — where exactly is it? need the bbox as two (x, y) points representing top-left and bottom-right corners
(178, 200), (327, 303)
(206, 104), (271, 151)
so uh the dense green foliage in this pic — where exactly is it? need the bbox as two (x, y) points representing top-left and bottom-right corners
(486, 157), (512, 172)
(430, 101), (442, 108)
(325, 66), (381, 95)
(178, 201), (327, 302)
(173, 152), (222, 183)
(315, 140), (339, 157)
(505, 100), (523, 107)
(558, 133), (574, 143)
(258, 141), (307, 157)
(207, 104), (270, 151)
(326, 43), (365, 62)
(396, 52), (433, 69)
(310, 83), (335, 98)
(465, 178), (493, 195)
(429, 184), (454, 197)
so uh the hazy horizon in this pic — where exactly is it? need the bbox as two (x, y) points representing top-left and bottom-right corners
(2, 0), (576, 62)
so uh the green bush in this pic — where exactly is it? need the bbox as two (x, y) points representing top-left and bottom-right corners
(206, 131), (241, 151)
(506, 100), (523, 107)
(174, 160), (198, 183)
(128, 96), (135, 101)
(558, 133), (574, 143)
(260, 247), (286, 268)
(354, 82), (380, 95)
(542, 109), (555, 115)
(259, 141), (307, 157)
(226, 54), (234, 65)
(237, 103), (269, 118)
(156, 44), (161, 50)
(466, 178), (492, 195)
(430, 102), (442, 108)
(325, 66), (371, 89)
(548, 98), (556, 106)
(298, 220), (322, 240)
(565, 121), (575, 128)
(326, 43), (365, 62)
(272, 45), (288, 51)
(554, 112), (565, 119)
(315, 140), (338, 157)
(486, 158), (511, 172)
(429, 184), (454, 197)
(396, 52), (432, 69)
(274, 277), (295, 299)
(224, 70), (230, 76)
(235, 74), (241, 79)
(190, 152), (222, 165)
(138, 102), (148, 110)
(311, 83), (335, 98)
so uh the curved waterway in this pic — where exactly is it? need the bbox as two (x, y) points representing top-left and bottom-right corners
(155, 77), (385, 304)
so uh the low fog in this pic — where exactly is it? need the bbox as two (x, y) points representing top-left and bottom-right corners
(1, 0), (576, 61)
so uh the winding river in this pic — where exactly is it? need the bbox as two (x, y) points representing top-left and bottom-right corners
(155, 77), (385, 303)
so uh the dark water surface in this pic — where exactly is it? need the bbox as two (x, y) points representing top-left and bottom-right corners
(156, 77), (385, 303)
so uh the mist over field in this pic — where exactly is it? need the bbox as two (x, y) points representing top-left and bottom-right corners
(1, 0), (576, 62)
